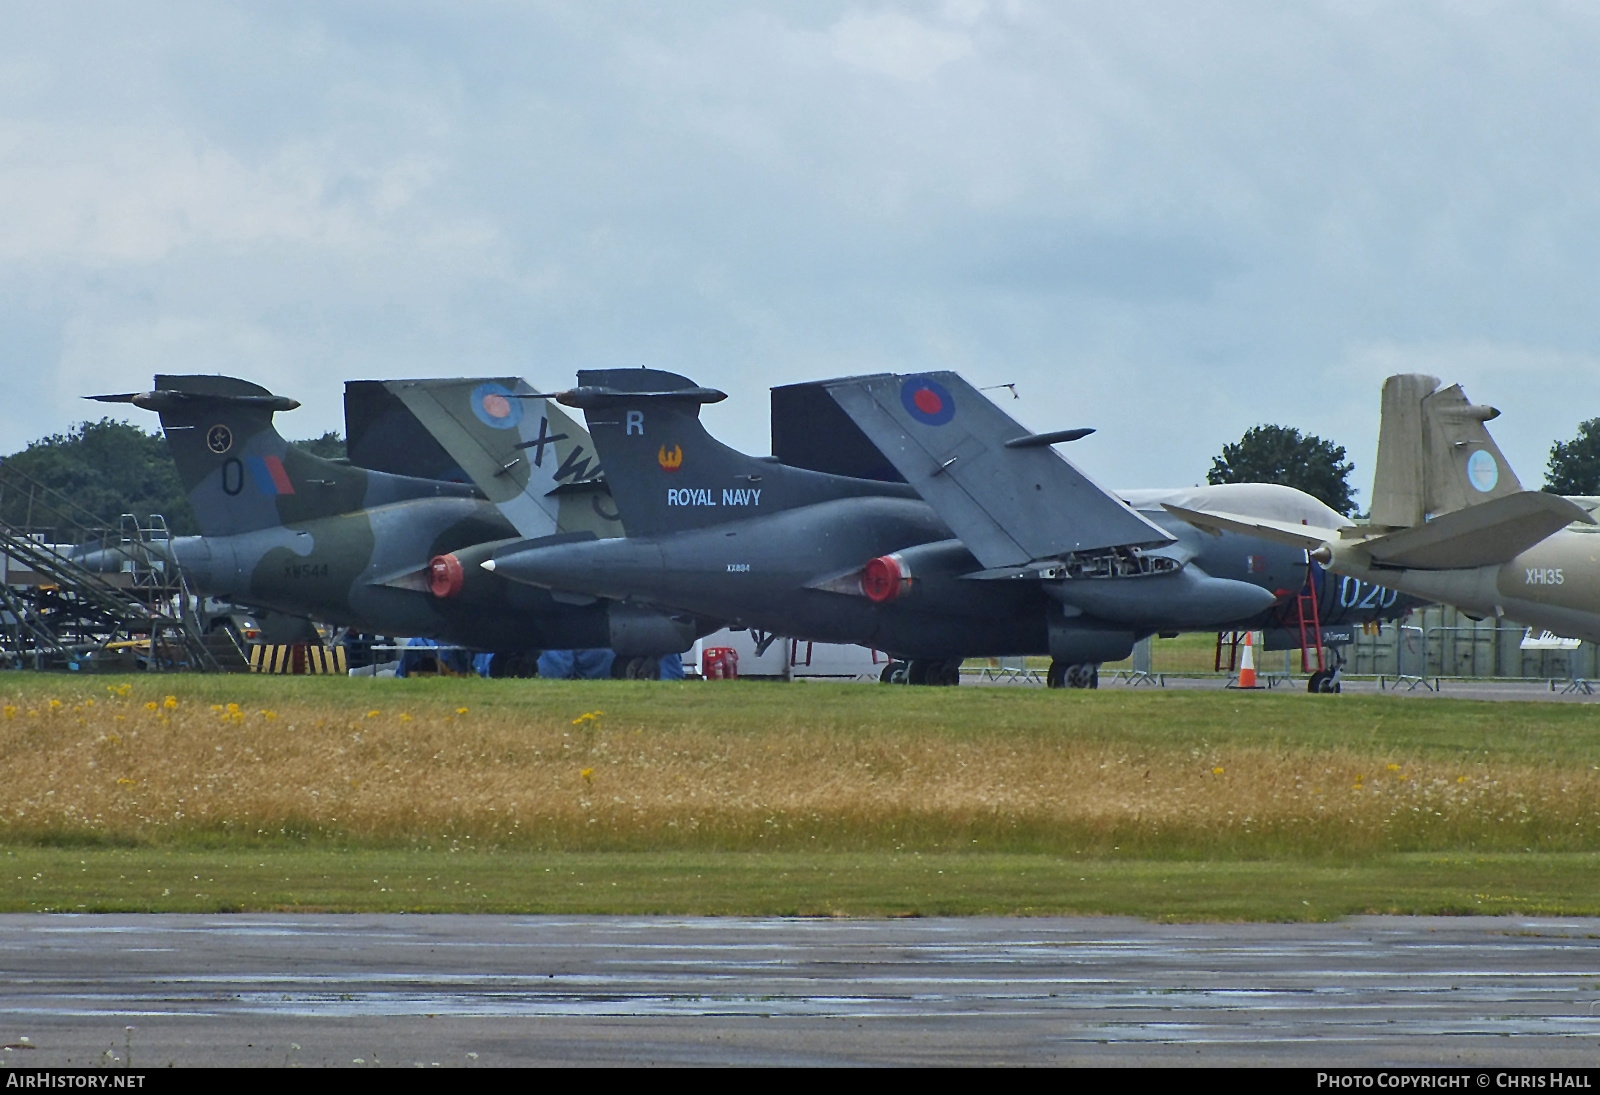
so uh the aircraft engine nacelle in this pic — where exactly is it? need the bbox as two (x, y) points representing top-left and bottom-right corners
(607, 603), (701, 656)
(858, 538), (977, 603)
(861, 554), (912, 602)
(429, 554), (465, 598)
(424, 538), (524, 605)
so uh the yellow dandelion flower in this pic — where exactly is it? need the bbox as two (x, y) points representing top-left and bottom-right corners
(1386, 764), (1400, 772)
(211, 704), (224, 713)
(1212, 766), (1224, 775)
(164, 696), (177, 709)
(226, 703), (240, 714)
(2, 706), (14, 719)
(456, 707), (468, 715)
(231, 711), (244, 722)
(260, 710), (277, 720)
(84, 699), (94, 707)
(580, 767), (595, 784)
(145, 701), (158, 711)
(48, 699), (62, 710)
(116, 778), (137, 786)
(366, 710), (380, 718)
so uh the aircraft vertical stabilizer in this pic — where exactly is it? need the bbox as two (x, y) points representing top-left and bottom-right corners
(377, 378), (620, 541)
(1370, 373), (1523, 527)
(563, 368), (920, 539)
(90, 376), (476, 538)
(821, 372), (1172, 569)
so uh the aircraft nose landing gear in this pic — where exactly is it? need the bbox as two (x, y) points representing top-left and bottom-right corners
(1047, 661), (1099, 689)
(1306, 646), (1346, 693)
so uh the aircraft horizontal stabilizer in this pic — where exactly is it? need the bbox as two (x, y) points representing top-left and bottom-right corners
(1362, 490), (1593, 569)
(823, 373), (1172, 569)
(1160, 504), (1341, 550)
(87, 390), (301, 413)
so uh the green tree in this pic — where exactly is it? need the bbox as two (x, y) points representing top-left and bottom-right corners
(1207, 424), (1357, 516)
(1544, 419), (1600, 495)
(293, 431), (346, 461)
(1, 419), (199, 536)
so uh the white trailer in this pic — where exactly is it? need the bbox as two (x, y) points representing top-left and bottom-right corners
(684, 628), (890, 681)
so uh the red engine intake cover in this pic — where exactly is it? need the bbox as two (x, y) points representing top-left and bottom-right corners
(861, 555), (905, 603)
(428, 554), (465, 599)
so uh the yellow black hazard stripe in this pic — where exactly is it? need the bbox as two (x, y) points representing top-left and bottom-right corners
(249, 644), (348, 675)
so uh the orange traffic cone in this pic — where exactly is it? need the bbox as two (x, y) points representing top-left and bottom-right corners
(1237, 631), (1261, 689)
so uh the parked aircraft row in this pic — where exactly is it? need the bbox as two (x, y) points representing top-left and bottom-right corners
(86, 367), (1589, 691)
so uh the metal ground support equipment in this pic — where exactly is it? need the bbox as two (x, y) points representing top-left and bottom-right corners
(0, 459), (219, 672)
(1381, 623), (1436, 691)
(980, 656), (1044, 685)
(1111, 637), (1163, 687)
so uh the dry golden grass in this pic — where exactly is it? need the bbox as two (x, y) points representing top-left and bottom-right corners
(2, 678), (1596, 856)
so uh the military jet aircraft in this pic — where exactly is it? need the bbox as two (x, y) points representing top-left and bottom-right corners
(453, 368), (1406, 687)
(1165, 373), (1600, 642)
(90, 375), (711, 660)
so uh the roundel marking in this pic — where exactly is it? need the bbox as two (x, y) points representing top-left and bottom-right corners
(471, 382), (523, 429)
(1467, 449), (1499, 493)
(206, 424), (233, 455)
(900, 375), (955, 426)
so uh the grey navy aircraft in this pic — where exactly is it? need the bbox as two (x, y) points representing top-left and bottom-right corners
(443, 368), (1412, 687)
(1165, 373), (1600, 642)
(90, 375), (713, 661)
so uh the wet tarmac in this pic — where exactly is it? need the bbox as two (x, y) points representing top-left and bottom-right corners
(1, 915), (1598, 1066)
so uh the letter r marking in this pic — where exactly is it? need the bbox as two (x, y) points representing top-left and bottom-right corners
(626, 410), (644, 435)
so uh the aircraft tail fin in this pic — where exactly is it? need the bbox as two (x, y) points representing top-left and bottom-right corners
(565, 368), (917, 538)
(91, 375), (475, 537)
(820, 372), (1173, 569)
(362, 378), (620, 542)
(1369, 373), (1523, 527)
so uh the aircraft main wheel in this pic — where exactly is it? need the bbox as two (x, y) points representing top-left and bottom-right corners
(1307, 670), (1327, 694)
(1046, 660), (1068, 689)
(880, 660), (909, 684)
(1066, 663), (1097, 689)
(623, 655), (659, 680)
(906, 659), (931, 686)
(932, 659), (961, 686)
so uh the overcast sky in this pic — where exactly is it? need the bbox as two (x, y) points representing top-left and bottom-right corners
(3, 1), (1597, 500)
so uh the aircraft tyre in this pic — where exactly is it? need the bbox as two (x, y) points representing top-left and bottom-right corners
(1307, 670), (1341, 694)
(1049, 662), (1098, 689)
(622, 655), (660, 680)
(905, 658), (961, 685)
(1046, 660), (1067, 689)
(880, 661), (909, 685)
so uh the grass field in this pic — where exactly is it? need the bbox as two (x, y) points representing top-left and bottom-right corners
(1, 673), (1596, 919)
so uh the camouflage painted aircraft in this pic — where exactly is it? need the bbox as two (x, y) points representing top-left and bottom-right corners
(90, 375), (712, 660)
(1165, 373), (1600, 641)
(438, 368), (1410, 687)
